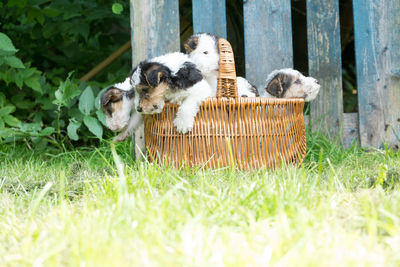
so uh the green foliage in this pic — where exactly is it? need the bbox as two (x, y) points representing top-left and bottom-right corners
(0, 0), (131, 148)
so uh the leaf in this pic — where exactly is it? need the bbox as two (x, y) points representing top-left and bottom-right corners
(67, 119), (81, 141)
(3, 115), (20, 127)
(0, 33), (18, 55)
(43, 7), (61, 18)
(95, 87), (108, 110)
(27, 7), (45, 25)
(19, 122), (41, 133)
(112, 3), (123, 14)
(24, 76), (42, 93)
(79, 86), (94, 115)
(7, 0), (27, 8)
(96, 109), (107, 126)
(39, 127), (55, 136)
(0, 128), (13, 139)
(83, 115), (102, 139)
(0, 105), (16, 116)
(3, 56), (25, 69)
(11, 95), (35, 110)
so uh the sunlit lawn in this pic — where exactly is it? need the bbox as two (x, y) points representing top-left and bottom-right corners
(1, 134), (400, 266)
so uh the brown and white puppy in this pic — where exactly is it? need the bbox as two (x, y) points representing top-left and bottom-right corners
(264, 68), (320, 101)
(184, 33), (258, 97)
(130, 52), (213, 134)
(100, 78), (145, 157)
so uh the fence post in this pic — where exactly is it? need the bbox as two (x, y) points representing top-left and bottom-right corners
(192, 0), (227, 38)
(353, 0), (400, 148)
(243, 0), (293, 91)
(306, 0), (344, 144)
(129, 0), (180, 158)
(130, 0), (180, 66)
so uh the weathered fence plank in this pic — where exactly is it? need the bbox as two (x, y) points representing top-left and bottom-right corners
(130, 0), (180, 66)
(306, 0), (344, 144)
(353, 0), (400, 148)
(129, 0), (180, 158)
(243, 0), (293, 91)
(192, 0), (227, 39)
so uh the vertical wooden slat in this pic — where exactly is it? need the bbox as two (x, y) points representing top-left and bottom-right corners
(353, 0), (400, 148)
(192, 0), (227, 38)
(130, 0), (180, 66)
(388, 0), (400, 149)
(243, 0), (293, 91)
(306, 0), (344, 144)
(130, 0), (180, 159)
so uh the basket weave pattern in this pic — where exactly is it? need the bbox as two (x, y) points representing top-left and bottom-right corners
(144, 39), (306, 169)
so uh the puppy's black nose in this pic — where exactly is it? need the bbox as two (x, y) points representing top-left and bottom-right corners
(136, 107), (143, 112)
(153, 104), (158, 110)
(315, 80), (319, 84)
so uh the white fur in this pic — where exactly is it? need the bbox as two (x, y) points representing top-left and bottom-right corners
(101, 78), (145, 158)
(150, 52), (192, 75)
(113, 77), (133, 91)
(237, 77), (257, 97)
(185, 33), (256, 97)
(263, 68), (320, 102)
(105, 95), (135, 132)
(167, 79), (212, 133)
(131, 66), (141, 87)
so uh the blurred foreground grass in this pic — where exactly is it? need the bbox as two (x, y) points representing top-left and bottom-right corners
(1, 133), (400, 266)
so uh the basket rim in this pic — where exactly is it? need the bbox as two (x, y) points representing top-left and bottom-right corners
(158, 97), (305, 109)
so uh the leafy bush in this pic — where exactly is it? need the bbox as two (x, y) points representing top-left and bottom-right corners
(0, 0), (131, 149)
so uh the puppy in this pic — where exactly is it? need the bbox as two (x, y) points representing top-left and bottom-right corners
(263, 68), (320, 101)
(131, 52), (213, 134)
(184, 33), (258, 98)
(100, 77), (145, 157)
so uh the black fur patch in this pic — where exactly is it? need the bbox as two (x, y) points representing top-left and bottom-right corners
(170, 62), (203, 89)
(139, 62), (171, 87)
(265, 73), (294, 98)
(248, 82), (259, 97)
(132, 61), (203, 90)
(183, 36), (199, 54)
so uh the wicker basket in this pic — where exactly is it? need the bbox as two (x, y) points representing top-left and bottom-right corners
(144, 39), (306, 169)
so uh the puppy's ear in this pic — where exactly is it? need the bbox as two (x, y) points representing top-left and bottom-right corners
(100, 88), (123, 106)
(183, 36), (199, 53)
(265, 73), (293, 98)
(145, 65), (169, 87)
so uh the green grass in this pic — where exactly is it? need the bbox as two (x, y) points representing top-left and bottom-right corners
(1, 134), (400, 266)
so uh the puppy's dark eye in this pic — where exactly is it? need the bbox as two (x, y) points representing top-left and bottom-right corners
(294, 79), (301, 84)
(203, 51), (208, 55)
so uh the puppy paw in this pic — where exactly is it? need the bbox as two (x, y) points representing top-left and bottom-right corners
(173, 117), (194, 134)
(113, 133), (129, 142)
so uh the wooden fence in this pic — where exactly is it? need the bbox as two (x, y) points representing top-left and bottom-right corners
(129, 0), (400, 149)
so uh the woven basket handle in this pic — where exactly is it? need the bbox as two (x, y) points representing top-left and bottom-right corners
(217, 38), (238, 99)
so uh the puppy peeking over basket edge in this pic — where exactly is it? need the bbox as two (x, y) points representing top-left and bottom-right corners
(130, 52), (213, 134)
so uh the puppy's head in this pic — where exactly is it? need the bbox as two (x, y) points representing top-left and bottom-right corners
(184, 33), (219, 75)
(100, 82), (135, 131)
(132, 62), (171, 114)
(264, 69), (320, 101)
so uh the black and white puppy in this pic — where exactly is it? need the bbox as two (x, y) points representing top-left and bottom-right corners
(184, 33), (258, 97)
(264, 68), (320, 101)
(100, 77), (145, 156)
(130, 52), (213, 134)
